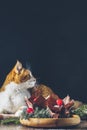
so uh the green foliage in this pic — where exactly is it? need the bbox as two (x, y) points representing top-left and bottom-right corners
(21, 107), (51, 119)
(71, 104), (87, 120)
(0, 117), (20, 125)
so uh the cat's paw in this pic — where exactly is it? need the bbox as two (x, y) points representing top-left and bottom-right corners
(15, 106), (27, 117)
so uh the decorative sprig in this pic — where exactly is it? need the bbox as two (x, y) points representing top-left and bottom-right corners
(0, 117), (20, 125)
(71, 104), (87, 120)
(21, 107), (51, 119)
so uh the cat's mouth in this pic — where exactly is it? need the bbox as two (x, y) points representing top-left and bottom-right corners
(27, 77), (36, 88)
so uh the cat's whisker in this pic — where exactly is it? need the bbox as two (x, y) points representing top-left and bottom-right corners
(26, 62), (31, 70)
(36, 77), (40, 80)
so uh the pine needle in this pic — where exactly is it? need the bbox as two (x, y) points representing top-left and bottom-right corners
(0, 117), (20, 125)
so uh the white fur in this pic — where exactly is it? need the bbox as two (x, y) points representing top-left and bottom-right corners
(0, 78), (36, 114)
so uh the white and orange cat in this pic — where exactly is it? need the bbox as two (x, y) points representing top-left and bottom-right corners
(0, 61), (36, 116)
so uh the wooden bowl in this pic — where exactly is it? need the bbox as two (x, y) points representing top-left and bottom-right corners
(20, 115), (80, 128)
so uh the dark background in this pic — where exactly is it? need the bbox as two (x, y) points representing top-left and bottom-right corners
(0, 1), (87, 102)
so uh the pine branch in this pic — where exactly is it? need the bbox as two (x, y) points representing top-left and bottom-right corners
(71, 104), (87, 120)
(0, 117), (20, 125)
(21, 107), (51, 119)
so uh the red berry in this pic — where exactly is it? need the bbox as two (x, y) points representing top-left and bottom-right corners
(56, 99), (63, 106)
(26, 108), (34, 113)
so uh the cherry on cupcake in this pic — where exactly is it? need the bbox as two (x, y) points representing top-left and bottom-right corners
(56, 99), (63, 106)
(26, 107), (34, 113)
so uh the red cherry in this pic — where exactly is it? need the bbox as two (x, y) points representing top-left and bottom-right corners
(56, 99), (63, 106)
(26, 108), (34, 113)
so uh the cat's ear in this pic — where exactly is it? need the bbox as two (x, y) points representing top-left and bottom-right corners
(14, 60), (23, 74)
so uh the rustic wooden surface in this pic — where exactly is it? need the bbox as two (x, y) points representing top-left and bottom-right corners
(0, 121), (87, 130)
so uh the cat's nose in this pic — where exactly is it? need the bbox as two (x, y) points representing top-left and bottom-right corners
(32, 77), (36, 82)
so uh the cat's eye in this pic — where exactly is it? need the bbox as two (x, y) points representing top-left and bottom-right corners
(21, 74), (30, 82)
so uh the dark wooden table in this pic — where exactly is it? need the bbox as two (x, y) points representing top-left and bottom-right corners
(0, 121), (87, 130)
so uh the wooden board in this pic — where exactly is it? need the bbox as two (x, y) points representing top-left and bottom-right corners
(20, 115), (80, 128)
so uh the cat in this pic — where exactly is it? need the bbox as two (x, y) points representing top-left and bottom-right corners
(0, 60), (36, 115)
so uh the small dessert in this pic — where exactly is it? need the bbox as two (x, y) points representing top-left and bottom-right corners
(20, 94), (80, 127)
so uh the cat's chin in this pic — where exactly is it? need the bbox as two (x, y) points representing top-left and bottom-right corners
(27, 77), (36, 89)
(28, 81), (36, 88)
